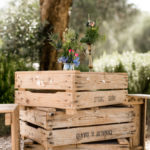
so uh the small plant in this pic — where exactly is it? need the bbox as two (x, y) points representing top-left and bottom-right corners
(80, 17), (101, 71)
(80, 19), (100, 45)
(49, 28), (82, 68)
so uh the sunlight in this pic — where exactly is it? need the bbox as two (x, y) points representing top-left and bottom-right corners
(128, 0), (150, 12)
(0, 0), (12, 9)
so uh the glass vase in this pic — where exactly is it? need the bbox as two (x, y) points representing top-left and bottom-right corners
(63, 63), (75, 70)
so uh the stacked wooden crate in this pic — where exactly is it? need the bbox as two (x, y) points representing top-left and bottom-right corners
(15, 71), (136, 150)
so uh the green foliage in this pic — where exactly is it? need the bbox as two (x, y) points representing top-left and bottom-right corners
(80, 22), (100, 45)
(70, 0), (138, 32)
(133, 15), (150, 53)
(94, 51), (150, 130)
(94, 51), (150, 94)
(0, 0), (44, 63)
(70, 0), (139, 56)
(49, 28), (83, 64)
(0, 114), (10, 137)
(62, 28), (82, 54)
(0, 52), (34, 104)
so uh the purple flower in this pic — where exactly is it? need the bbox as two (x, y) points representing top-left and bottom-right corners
(58, 56), (68, 63)
(73, 57), (80, 67)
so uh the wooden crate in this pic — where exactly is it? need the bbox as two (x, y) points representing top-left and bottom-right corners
(15, 71), (128, 111)
(15, 71), (137, 150)
(20, 106), (136, 149)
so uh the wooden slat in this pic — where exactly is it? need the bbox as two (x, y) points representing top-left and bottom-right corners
(11, 105), (20, 150)
(126, 96), (144, 105)
(132, 105), (141, 147)
(24, 144), (44, 150)
(141, 99), (147, 150)
(24, 143), (129, 150)
(15, 91), (73, 109)
(0, 104), (18, 113)
(20, 121), (135, 147)
(24, 139), (34, 145)
(15, 90), (127, 109)
(75, 90), (127, 108)
(15, 71), (128, 90)
(74, 73), (128, 90)
(5, 113), (11, 126)
(128, 94), (150, 99)
(53, 144), (130, 150)
(20, 107), (135, 129)
(15, 71), (77, 90)
(117, 138), (129, 145)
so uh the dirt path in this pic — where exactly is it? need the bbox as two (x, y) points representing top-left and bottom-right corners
(0, 136), (150, 150)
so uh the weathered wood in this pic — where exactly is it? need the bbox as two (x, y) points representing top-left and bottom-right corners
(0, 104), (18, 113)
(74, 90), (127, 108)
(74, 73), (128, 90)
(117, 138), (129, 145)
(20, 107), (135, 130)
(15, 91), (72, 109)
(0, 104), (20, 150)
(15, 90), (127, 109)
(24, 142), (129, 150)
(5, 113), (11, 126)
(15, 71), (128, 90)
(127, 95), (149, 150)
(11, 105), (20, 150)
(24, 139), (34, 145)
(131, 146), (143, 150)
(20, 121), (135, 147)
(132, 105), (141, 147)
(128, 94), (150, 99)
(52, 144), (130, 150)
(126, 96), (144, 105)
(24, 143), (44, 150)
(141, 99), (147, 150)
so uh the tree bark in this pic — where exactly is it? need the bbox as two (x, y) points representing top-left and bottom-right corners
(40, 0), (72, 70)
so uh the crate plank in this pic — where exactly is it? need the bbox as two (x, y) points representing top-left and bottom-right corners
(74, 73), (128, 90)
(5, 113), (11, 126)
(52, 144), (130, 150)
(15, 91), (72, 109)
(24, 143), (129, 150)
(15, 71), (75, 90)
(15, 71), (128, 90)
(20, 121), (135, 147)
(20, 107), (135, 129)
(75, 90), (127, 108)
(15, 90), (127, 109)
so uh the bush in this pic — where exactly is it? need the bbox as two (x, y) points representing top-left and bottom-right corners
(94, 51), (150, 94)
(0, 53), (34, 104)
(94, 51), (150, 131)
(0, 52), (34, 136)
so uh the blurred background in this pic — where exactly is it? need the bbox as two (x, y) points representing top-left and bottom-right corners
(0, 0), (150, 137)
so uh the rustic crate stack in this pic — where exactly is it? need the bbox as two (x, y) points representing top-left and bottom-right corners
(15, 71), (136, 150)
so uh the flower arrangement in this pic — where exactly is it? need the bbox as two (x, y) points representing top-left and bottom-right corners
(80, 17), (103, 71)
(49, 28), (82, 69)
(49, 16), (104, 71)
(58, 49), (80, 67)
(80, 19), (99, 45)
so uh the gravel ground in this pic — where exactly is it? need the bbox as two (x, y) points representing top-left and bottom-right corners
(0, 136), (150, 150)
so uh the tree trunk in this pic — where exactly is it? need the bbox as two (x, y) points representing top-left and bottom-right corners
(40, 0), (72, 70)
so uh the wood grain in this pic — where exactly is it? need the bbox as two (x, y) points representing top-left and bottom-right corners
(15, 71), (128, 90)
(20, 121), (135, 147)
(20, 107), (135, 129)
(15, 90), (127, 109)
(24, 143), (129, 150)
(5, 113), (11, 126)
